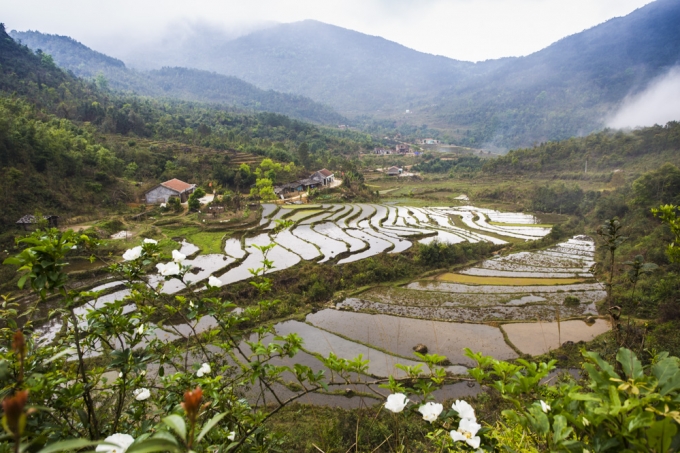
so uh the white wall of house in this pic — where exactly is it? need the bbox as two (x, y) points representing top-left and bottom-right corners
(145, 186), (179, 204)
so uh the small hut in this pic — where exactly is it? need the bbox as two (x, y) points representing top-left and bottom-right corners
(16, 215), (59, 231)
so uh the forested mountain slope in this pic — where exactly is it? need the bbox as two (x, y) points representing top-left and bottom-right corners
(73, 0), (680, 149)
(483, 122), (680, 176)
(9, 30), (347, 125)
(0, 24), (372, 232)
(432, 0), (680, 149)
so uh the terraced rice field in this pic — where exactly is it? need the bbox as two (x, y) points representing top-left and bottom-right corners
(39, 203), (609, 406)
(334, 235), (608, 359)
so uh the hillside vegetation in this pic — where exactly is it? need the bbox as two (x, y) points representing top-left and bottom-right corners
(10, 30), (347, 125)
(0, 24), (373, 232)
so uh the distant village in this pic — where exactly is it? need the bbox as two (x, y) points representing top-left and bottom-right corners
(373, 139), (439, 155)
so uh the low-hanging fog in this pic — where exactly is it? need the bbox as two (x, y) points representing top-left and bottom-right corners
(607, 66), (680, 129)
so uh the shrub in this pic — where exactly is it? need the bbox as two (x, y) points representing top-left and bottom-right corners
(564, 295), (581, 306)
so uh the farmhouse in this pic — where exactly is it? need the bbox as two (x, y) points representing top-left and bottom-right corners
(395, 144), (410, 154)
(386, 166), (402, 176)
(16, 215), (59, 231)
(145, 178), (196, 204)
(273, 169), (336, 199)
(310, 169), (335, 186)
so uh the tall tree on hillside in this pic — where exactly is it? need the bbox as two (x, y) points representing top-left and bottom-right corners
(297, 142), (310, 169)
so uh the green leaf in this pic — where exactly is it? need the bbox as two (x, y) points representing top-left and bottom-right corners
(646, 417), (677, 453)
(43, 348), (76, 364)
(196, 412), (228, 443)
(617, 348), (643, 379)
(627, 411), (654, 431)
(38, 439), (110, 453)
(162, 414), (186, 441)
(552, 415), (573, 444)
(127, 438), (180, 453)
(17, 274), (29, 289)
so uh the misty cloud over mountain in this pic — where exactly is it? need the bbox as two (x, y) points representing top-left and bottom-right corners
(607, 66), (680, 129)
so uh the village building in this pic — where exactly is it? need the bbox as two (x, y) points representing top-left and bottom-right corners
(386, 166), (402, 176)
(145, 178), (196, 204)
(310, 169), (335, 186)
(16, 215), (59, 231)
(273, 169), (335, 199)
(374, 147), (392, 155)
(420, 138), (440, 145)
(395, 144), (410, 153)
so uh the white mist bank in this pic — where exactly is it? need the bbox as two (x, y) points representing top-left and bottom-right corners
(607, 66), (680, 129)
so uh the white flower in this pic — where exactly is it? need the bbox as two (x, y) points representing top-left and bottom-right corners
(118, 372), (123, 378)
(418, 402), (443, 423)
(96, 433), (135, 453)
(451, 400), (476, 421)
(133, 388), (150, 401)
(227, 431), (236, 441)
(160, 203), (167, 208)
(384, 393), (409, 413)
(156, 261), (181, 276)
(140, 370), (146, 376)
(582, 416), (590, 427)
(197, 363), (211, 377)
(143, 238), (158, 244)
(172, 250), (186, 262)
(540, 400), (551, 413)
(208, 275), (223, 287)
(122, 246), (143, 261)
(137, 324), (144, 335)
(450, 417), (482, 449)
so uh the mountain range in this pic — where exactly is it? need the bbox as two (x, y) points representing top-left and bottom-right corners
(9, 0), (680, 149)
(8, 31), (346, 125)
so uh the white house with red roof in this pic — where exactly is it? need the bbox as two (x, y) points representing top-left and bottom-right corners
(145, 178), (196, 204)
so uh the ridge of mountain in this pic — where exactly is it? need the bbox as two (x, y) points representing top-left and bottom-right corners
(9, 30), (347, 125)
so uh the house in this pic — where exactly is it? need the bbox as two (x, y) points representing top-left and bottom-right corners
(395, 144), (410, 154)
(273, 169), (336, 199)
(16, 215), (59, 231)
(386, 166), (402, 176)
(420, 138), (440, 145)
(374, 147), (392, 155)
(145, 178), (196, 204)
(309, 169), (335, 186)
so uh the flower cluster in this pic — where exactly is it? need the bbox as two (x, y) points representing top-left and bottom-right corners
(196, 363), (211, 377)
(383, 393), (482, 448)
(450, 400), (481, 449)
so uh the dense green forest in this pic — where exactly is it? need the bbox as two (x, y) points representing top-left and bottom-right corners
(0, 24), (373, 231)
(9, 30), (347, 125)
(412, 155), (484, 174)
(484, 122), (680, 175)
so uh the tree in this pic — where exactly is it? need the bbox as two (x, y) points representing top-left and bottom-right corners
(188, 187), (206, 212)
(297, 142), (310, 168)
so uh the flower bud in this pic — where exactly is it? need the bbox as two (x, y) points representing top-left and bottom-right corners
(2, 390), (28, 436)
(12, 330), (25, 359)
(181, 386), (202, 424)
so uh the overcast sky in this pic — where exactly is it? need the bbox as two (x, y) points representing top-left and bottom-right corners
(2, 0), (655, 62)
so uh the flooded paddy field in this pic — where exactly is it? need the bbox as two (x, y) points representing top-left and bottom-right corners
(35, 203), (611, 408)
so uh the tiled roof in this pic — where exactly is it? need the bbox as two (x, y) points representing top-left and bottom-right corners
(160, 179), (195, 193)
(318, 168), (333, 177)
